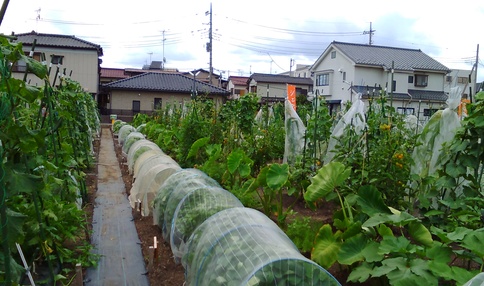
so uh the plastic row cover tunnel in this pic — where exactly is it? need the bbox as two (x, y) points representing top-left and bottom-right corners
(126, 139), (162, 175)
(152, 168), (243, 262)
(183, 207), (340, 286)
(128, 152), (181, 216)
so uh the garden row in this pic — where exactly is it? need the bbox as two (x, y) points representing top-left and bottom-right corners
(124, 87), (484, 285)
(0, 36), (100, 285)
(113, 120), (341, 286)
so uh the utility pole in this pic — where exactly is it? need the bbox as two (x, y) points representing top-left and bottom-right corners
(475, 44), (479, 93)
(162, 30), (166, 70)
(206, 2), (213, 84)
(363, 22), (375, 45)
(289, 58), (295, 77)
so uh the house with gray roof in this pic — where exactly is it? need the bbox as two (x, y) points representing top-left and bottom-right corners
(310, 41), (452, 118)
(102, 72), (229, 121)
(12, 31), (103, 94)
(248, 73), (313, 103)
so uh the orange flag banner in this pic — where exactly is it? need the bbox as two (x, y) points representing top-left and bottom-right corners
(287, 84), (296, 111)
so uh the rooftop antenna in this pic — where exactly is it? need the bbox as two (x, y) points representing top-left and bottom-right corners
(148, 52), (153, 64)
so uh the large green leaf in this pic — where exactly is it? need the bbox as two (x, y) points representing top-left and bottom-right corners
(227, 149), (244, 174)
(356, 185), (391, 216)
(461, 230), (484, 258)
(5, 169), (44, 196)
(311, 224), (341, 269)
(266, 163), (288, 190)
(347, 262), (373, 283)
(338, 234), (367, 265)
(304, 161), (351, 202)
(187, 137), (209, 159)
(408, 221), (433, 247)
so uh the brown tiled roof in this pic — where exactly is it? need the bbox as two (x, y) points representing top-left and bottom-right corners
(100, 68), (129, 79)
(229, 76), (249, 86)
(13, 31), (103, 56)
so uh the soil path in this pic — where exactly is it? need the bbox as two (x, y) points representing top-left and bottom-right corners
(85, 127), (149, 286)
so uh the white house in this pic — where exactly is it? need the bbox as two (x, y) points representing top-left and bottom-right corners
(310, 41), (452, 119)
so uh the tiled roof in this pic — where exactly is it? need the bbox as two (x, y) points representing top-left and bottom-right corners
(229, 76), (249, 86)
(250, 73), (313, 85)
(354, 85), (447, 102)
(332, 41), (450, 72)
(100, 68), (129, 79)
(103, 72), (229, 95)
(13, 31), (103, 56)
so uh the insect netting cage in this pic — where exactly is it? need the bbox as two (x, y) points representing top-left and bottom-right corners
(118, 124), (136, 145)
(112, 120), (127, 134)
(129, 160), (181, 216)
(161, 181), (223, 244)
(126, 140), (163, 175)
(136, 123), (147, 133)
(152, 168), (211, 227)
(184, 207), (340, 286)
(122, 131), (145, 155)
(169, 187), (243, 262)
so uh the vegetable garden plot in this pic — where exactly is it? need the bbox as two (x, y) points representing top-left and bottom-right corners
(152, 168), (212, 226)
(129, 162), (182, 216)
(122, 131), (145, 155)
(128, 144), (163, 175)
(184, 207), (340, 286)
(169, 187), (243, 262)
(118, 124), (136, 145)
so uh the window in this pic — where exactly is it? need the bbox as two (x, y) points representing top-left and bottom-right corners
(132, 100), (140, 113)
(331, 51), (336, 59)
(446, 76), (452, 82)
(458, 77), (468, 84)
(315, 73), (329, 86)
(12, 52), (42, 72)
(423, 108), (439, 117)
(50, 54), (64, 65)
(392, 80), (396, 92)
(397, 107), (414, 115)
(342, 72), (346, 81)
(250, 86), (257, 93)
(154, 98), (162, 109)
(408, 76), (414, 84)
(414, 75), (428, 87)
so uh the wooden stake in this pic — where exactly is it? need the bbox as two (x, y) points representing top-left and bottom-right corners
(153, 236), (158, 258)
(148, 246), (155, 272)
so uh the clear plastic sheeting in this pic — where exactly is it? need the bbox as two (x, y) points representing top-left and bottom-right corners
(133, 153), (177, 180)
(170, 187), (243, 262)
(122, 131), (145, 155)
(127, 140), (163, 175)
(136, 123), (147, 133)
(118, 124), (136, 145)
(184, 208), (340, 286)
(324, 96), (366, 164)
(152, 169), (211, 226)
(129, 162), (181, 216)
(161, 175), (221, 241)
(283, 99), (306, 165)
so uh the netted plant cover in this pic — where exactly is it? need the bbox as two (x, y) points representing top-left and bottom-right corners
(133, 153), (177, 181)
(112, 120), (126, 134)
(129, 162), (182, 216)
(161, 175), (221, 241)
(283, 99), (306, 165)
(411, 86), (462, 177)
(184, 207), (340, 286)
(122, 131), (145, 154)
(170, 187), (243, 262)
(152, 168), (211, 226)
(324, 96), (366, 164)
(118, 124), (136, 145)
(127, 140), (163, 175)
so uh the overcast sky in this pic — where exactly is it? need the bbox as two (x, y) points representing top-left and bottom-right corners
(1, 0), (483, 82)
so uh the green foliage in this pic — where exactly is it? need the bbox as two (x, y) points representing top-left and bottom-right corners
(0, 37), (98, 285)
